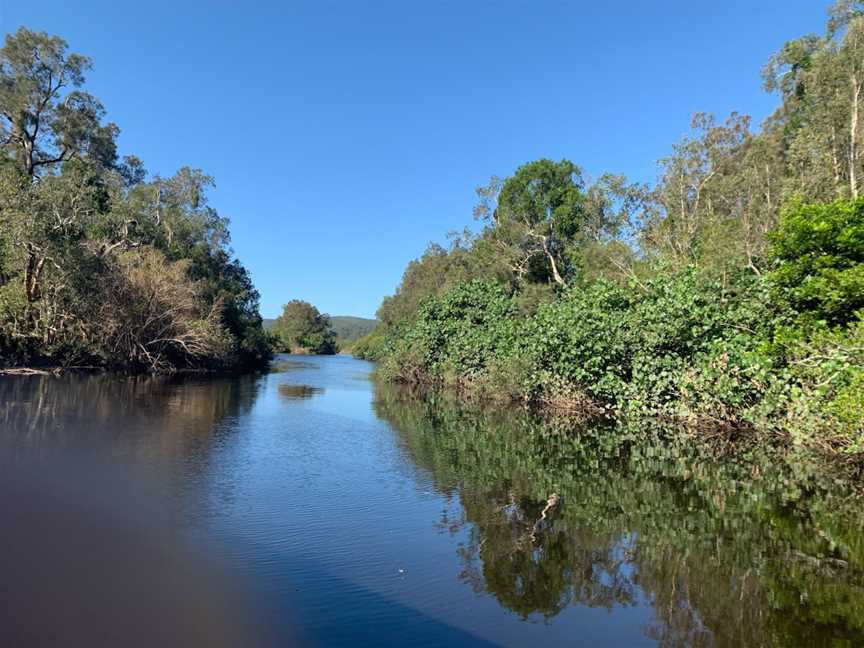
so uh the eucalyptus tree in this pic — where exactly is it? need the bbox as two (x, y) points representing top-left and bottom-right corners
(831, 0), (864, 199)
(475, 159), (588, 286)
(0, 27), (117, 177)
(762, 0), (864, 202)
(636, 1), (864, 277)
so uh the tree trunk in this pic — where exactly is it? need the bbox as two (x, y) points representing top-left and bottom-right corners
(831, 126), (843, 198)
(24, 251), (45, 302)
(18, 127), (35, 177)
(850, 72), (861, 199)
(541, 236), (566, 286)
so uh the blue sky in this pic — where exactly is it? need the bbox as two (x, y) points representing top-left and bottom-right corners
(1, 1), (827, 319)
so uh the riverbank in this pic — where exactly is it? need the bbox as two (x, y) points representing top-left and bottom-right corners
(0, 361), (272, 377)
(350, 7), (864, 465)
(374, 370), (864, 484)
(359, 262), (864, 464)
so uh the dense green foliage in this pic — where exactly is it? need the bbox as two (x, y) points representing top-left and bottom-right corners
(377, 272), (776, 416)
(357, 2), (864, 456)
(272, 300), (337, 355)
(769, 198), (864, 326)
(0, 28), (271, 372)
(492, 159), (588, 285)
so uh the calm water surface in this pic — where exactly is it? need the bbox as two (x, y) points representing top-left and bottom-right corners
(1, 355), (862, 646)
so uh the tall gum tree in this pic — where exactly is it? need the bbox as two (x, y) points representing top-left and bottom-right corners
(0, 28), (120, 317)
(763, 1), (864, 202)
(0, 28), (118, 177)
(477, 159), (588, 287)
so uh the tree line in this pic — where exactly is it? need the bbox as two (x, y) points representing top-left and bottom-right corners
(354, 1), (864, 456)
(0, 28), (271, 372)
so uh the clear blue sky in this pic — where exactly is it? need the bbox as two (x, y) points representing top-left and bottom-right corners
(0, 1), (827, 319)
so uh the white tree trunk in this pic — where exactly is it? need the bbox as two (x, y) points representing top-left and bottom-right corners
(850, 72), (861, 199)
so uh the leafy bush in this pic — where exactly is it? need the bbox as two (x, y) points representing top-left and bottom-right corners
(350, 324), (391, 361)
(373, 261), (863, 453)
(522, 279), (633, 403)
(378, 280), (519, 388)
(768, 198), (864, 327)
(781, 316), (864, 452)
(271, 300), (337, 354)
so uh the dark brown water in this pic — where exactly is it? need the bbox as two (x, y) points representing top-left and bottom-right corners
(1, 355), (862, 646)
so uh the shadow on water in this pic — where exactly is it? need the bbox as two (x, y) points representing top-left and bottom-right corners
(253, 548), (502, 648)
(0, 455), (495, 648)
(373, 383), (864, 647)
(0, 458), (278, 648)
(0, 372), (274, 646)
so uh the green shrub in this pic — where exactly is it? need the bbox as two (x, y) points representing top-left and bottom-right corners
(379, 280), (519, 386)
(523, 279), (633, 403)
(350, 325), (391, 361)
(782, 316), (864, 452)
(768, 198), (864, 327)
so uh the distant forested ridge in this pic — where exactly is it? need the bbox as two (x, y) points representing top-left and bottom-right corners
(354, 1), (864, 457)
(329, 316), (377, 343)
(0, 28), (271, 372)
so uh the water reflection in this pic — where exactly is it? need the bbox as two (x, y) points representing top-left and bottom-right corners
(0, 372), (261, 452)
(271, 359), (319, 372)
(278, 384), (326, 400)
(1, 362), (862, 647)
(374, 384), (864, 646)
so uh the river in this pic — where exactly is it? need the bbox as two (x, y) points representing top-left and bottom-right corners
(1, 354), (862, 646)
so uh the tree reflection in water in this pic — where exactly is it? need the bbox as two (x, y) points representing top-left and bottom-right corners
(374, 384), (864, 647)
(278, 383), (325, 400)
(0, 372), (262, 460)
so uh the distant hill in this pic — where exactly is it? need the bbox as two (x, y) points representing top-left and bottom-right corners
(329, 316), (378, 342)
(263, 315), (377, 343)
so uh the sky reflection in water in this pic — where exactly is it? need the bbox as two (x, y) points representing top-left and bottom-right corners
(0, 355), (862, 647)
